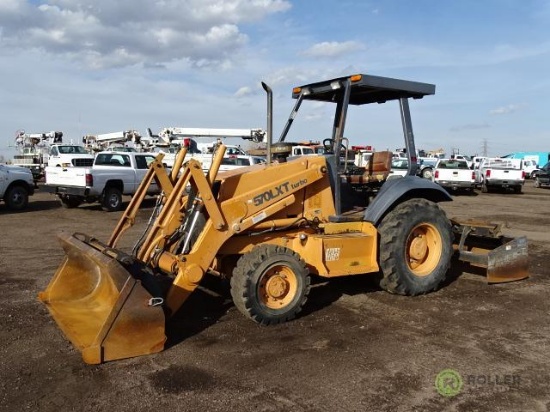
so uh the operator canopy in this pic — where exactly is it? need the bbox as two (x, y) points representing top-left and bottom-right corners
(292, 74), (436, 105)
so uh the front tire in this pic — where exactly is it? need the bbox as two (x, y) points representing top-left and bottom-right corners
(534, 177), (541, 188)
(5, 185), (29, 211)
(421, 167), (433, 179)
(101, 187), (123, 212)
(230, 245), (311, 325)
(377, 198), (453, 295)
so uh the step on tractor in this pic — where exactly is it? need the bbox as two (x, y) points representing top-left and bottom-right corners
(39, 74), (529, 364)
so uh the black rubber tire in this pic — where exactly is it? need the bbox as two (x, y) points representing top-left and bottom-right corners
(5, 185), (29, 211)
(513, 186), (522, 194)
(534, 177), (541, 188)
(101, 187), (123, 212)
(59, 196), (82, 209)
(377, 198), (453, 296)
(421, 167), (433, 179)
(230, 245), (311, 325)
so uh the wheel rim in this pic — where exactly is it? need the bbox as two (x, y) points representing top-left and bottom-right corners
(258, 265), (298, 309)
(11, 190), (23, 206)
(406, 223), (443, 277)
(108, 194), (119, 208)
(423, 169), (432, 179)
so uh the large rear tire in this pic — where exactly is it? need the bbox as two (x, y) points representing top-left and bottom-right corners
(230, 245), (311, 325)
(5, 185), (29, 211)
(377, 198), (453, 295)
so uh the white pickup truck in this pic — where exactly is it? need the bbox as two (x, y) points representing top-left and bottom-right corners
(218, 155), (266, 172)
(432, 159), (476, 193)
(152, 144), (247, 170)
(476, 157), (525, 193)
(44, 151), (159, 211)
(47, 144), (95, 167)
(0, 164), (35, 210)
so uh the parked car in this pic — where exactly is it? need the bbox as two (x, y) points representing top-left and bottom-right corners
(476, 157), (524, 193)
(522, 159), (539, 179)
(44, 151), (160, 211)
(0, 164), (35, 210)
(218, 155), (266, 172)
(533, 161), (550, 188)
(47, 144), (94, 167)
(432, 159), (476, 194)
(388, 158), (434, 179)
(450, 154), (473, 169)
(388, 158), (409, 178)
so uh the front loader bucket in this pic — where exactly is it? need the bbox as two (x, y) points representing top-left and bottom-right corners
(38, 232), (166, 364)
(452, 219), (529, 283)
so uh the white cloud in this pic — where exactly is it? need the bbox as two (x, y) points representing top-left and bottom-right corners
(0, 0), (290, 69)
(490, 103), (526, 115)
(234, 86), (252, 97)
(301, 41), (363, 58)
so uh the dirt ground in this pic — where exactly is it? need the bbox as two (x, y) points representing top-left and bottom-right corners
(1, 181), (549, 412)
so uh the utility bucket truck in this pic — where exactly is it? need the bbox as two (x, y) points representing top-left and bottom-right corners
(39, 74), (529, 364)
(147, 127), (266, 169)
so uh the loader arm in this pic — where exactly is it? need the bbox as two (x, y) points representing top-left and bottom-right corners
(108, 153), (172, 247)
(144, 158), (328, 316)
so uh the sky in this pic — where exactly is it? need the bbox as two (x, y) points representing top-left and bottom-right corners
(1, 0), (549, 160)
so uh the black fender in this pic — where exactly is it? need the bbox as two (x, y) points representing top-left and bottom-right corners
(364, 176), (452, 226)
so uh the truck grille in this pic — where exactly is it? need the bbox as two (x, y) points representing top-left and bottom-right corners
(73, 159), (94, 167)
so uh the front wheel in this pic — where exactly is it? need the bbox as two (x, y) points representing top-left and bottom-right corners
(534, 177), (541, 188)
(101, 187), (123, 212)
(230, 245), (311, 325)
(5, 185), (29, 211)
(377, 198), (453, 295)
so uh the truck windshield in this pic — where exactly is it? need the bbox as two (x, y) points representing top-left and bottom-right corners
(58, 146), (88, 154)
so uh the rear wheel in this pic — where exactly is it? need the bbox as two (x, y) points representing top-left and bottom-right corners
(59, 195), (82, 208)
(5, 185), (29, 211)
(230, 245), (311, 325)
(377, 198), (453, 295)
(101, 187), (123, 212)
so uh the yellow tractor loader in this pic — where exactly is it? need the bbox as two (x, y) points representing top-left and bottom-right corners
(39, 74), (528, 364)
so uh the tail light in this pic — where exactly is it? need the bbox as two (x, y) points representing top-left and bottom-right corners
(472, 171), (476, 180)
(522, 171), (526, 179)
(183, 138), (190, 147)
(434, 170), (439, 178)
(85, 173), (93, 187)
(486, 170), (491, 177)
